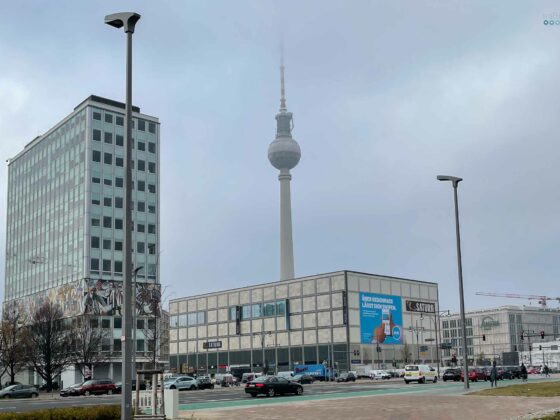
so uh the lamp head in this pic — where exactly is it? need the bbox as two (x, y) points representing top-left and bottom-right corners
(437, 175), (462, 187)
(105, 12), (141, 33)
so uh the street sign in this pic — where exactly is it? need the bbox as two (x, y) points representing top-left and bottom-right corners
(203, 340), (222, 349)
(405, 300), (435, 313)
(425, 338), (435, 342)
(350, 359), (361, 364)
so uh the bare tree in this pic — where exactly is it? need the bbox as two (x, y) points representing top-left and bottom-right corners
(401, 339), (411, 365)
(27, 301), (73, 391)
(70, 315), (112, 380)
(0, 307), (29, 385)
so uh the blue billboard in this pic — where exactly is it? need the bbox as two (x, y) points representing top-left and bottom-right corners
(359, 292), (403, 345)
(294, 364), (325, 377)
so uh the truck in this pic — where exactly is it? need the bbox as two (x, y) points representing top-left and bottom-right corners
(353, 364), (373, 378)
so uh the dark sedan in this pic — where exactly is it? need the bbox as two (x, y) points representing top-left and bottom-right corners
(442, 368), (461, 382)
(291, 374), (314, 384)
(0, 385), (39, 399)
(60, 382), (83, 397)
(245, 376), (303, 398)
(336, 372), (356, 382)
(196, 378), (215, 390)
(115, 379), (147, 394)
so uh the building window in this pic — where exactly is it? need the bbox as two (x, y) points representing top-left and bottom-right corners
(137, 340), (145, 352)
(104, 197), (112, 207)
(91, 237), (100, 248)
(115, 177), (123, 188)
(93, 111), (101, 120)
(148, 224), (156, 234)
(116, 157), (123, 167)
(138, 141), (145, 151)
(104, 153), (112, 165)
(114, 260), (122, 273)
(102, 259), (111, 272)
(115, 219), (123, 230)
(170, 316), (178, 328)
(93, 151), (101, 162)
(442, 320), (449, 329)
(104, 132), (112, 144)
(93, 129), (101, 141)
(138, 119), (146, 131)
(138, 181), (145, 191)
(148, 204), (156, 214)
(137, 223), (145, 233)
(114, 197), (122, 208)
(137, 319), (145, 330)
(148, 123), (156, 134)
(91, 194), (101, 205)
(137, 242), (145, 253)
(103, 239), (111, 250)
(137, 201), (145, 212)
(148, 184), (156, 193)
(102, 318), (111, 329)
(114, 317), (122, 329)
(148, 244), (156, 255)
(90, 318), (99, 328)
(115, 134), (123, 146)
(90, 258), (100, 271)
(104, 178), (112, 186)
(92, 177), (101, 184)
(115, 241), (123, 251)
(148, 162), (156, 173)
(276, 300), (286, 316)
(148, 142), (156, 153)
(242, 305), (251, 320)
(91, 218), (100, 227)
(103, 216), (112, 228)
(113, 339), (122, 352)
(137, 160), (145, 171)
(104, 113), (113, 124)
(116, 116), (124, 126)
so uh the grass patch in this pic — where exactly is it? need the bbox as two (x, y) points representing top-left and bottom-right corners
(539, 413), (560, 420)
(469, 381), (560, 397)
(0, 405), (119, 419)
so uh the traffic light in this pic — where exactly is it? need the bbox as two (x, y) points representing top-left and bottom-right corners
(482, 334), (486, 341)
(529, 345), (532, 351)
(541, 331), (545, 339)
(520, 333), (524, 341)
(539, 345), (542, 351)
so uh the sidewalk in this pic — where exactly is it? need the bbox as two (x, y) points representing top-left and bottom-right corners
(179, 394), (560, 420)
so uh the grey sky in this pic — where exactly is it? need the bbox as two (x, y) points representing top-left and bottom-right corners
(0, 1), (558, 312)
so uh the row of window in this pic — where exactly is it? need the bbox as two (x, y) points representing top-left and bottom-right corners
(92, 151), (156, 173)
(229, 301), (287, 321)
(89, 316), (155, 330)
(92, 176), (156, 193)
(170, 312), (207, 328)
(443, 327), (474, 338)
(91, 195), (156, 214)
(91, 217), (156, 233)
(93, 111), (156, 134)
(90, 258), (157, 275)
(92, 130), (157, 152)
(441, 318), (473, 329)
(91, 237), (156, 254)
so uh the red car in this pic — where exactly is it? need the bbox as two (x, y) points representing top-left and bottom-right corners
(527, 367), (539, 375)
(460, 368), (485, 382)
(76, 379), (116, 396)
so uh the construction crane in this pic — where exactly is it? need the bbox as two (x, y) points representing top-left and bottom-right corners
(475, 292), (560, 308)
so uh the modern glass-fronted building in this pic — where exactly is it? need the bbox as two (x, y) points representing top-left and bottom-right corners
(4, 95), (163, 382)
(168, 270), (439, 377)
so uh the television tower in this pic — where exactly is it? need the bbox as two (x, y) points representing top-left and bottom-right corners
(268, 54), (301, 280)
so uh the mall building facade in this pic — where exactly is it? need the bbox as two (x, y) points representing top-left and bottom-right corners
(440, 306), (560, 366)
(168, 270), (439, 375)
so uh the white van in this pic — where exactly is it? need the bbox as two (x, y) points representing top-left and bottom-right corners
(277, 371), (294, 379)
(404, 365), (437, 384)
(241, 372), (262, 383)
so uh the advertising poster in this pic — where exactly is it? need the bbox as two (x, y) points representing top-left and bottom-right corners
(360, 292), (403, 344)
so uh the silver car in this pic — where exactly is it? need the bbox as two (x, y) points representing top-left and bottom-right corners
(163, 376), (198, 391)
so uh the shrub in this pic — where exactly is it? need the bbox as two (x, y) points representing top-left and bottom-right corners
(0, 405), (120, 420)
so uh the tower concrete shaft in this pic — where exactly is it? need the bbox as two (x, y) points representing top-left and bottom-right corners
(279, 169), (295, 280)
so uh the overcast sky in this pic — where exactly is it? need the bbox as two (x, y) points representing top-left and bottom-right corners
(0, 1), (558, 313)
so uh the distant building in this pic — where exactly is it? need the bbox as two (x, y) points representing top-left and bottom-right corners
(440, 306), (560, 366)
(168, 271), (439, 377)
(4, 95), (163, 383)
(519, 339), (560, 370)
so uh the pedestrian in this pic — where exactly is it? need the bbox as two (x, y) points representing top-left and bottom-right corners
(520, 363), (527, 382)
(544, 365), (550, 378)
(490, 361), (498, 387)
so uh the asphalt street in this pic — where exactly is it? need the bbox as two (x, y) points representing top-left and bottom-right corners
(0, 375), (558, 414)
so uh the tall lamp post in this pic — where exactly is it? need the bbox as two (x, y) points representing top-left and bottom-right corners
(437, 175), (469, 390)
(105, 12), (141, 419)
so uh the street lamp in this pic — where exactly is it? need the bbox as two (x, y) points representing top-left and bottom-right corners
(105, 12), (141, 420)
(437, 175), (469, 390)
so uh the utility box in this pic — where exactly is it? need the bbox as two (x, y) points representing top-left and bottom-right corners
(165, 388), (178, 419)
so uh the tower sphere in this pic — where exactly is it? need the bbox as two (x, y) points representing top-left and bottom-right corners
(268, 135), (301, 170)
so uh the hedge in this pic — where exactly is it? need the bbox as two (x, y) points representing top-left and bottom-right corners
(0, 405), (120, 420)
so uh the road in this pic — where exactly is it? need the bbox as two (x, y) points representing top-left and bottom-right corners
(0, 375), (558, 414)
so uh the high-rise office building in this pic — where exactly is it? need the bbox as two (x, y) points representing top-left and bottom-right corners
(4, 95), (162, 382)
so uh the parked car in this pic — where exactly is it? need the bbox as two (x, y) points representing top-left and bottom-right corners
(503, 366), (521, 380)
(0, 385), (39, 399)
(460, 369), (485, 382)
(442, 368), (461, 382)
(114, 379), (147, 394)
(196, 377), (215, 390)
(163, 376), (198, 391)
(38, 382), (59, 391)
(528, 367), (540, 375)
(337, 372), (357, 382)
(370, 370), (391, 380)
(404, 365), (438, 384)
(76, 379), (117, 396)
(291, 374), (314, 384)
(60, 382), (83, 397)
(245, 376), (303, 397)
